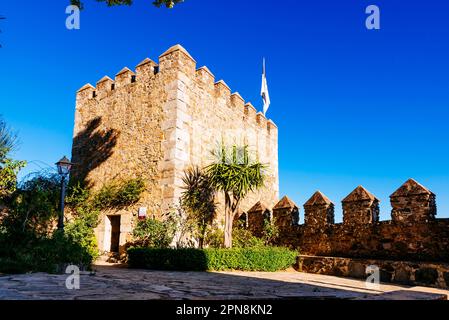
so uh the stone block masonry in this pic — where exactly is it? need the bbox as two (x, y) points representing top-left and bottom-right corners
(244, 179), (449, 288)
(71, 45), (279, 253)
(298, 256), (449, 290)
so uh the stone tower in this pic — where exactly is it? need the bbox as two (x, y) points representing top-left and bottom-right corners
(71, 45), (280, 253)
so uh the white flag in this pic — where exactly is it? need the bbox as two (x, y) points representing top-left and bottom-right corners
(261, 58), (271, 116)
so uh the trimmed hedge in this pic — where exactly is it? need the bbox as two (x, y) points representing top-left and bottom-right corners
(127, 247), (298, 272)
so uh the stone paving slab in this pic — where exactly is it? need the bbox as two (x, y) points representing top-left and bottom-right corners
(0, 265), (447, 300)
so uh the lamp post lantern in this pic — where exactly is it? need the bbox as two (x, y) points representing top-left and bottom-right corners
(56, 156), (73, 231)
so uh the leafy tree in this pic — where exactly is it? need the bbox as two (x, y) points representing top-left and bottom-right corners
(0, 159), (26, 200)
(206, 144), (266, 248)
(180, 166), (216, 249)
(5, 172), (60, 236)
(70, 0), (184, 9)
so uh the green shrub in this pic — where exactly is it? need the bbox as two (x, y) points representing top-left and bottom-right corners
(205, 227), (224, 248)
(93, 178), (145, 210)
(128, 248), (208, 271)
(232, 227), (265, 248)
(0, 231), (95, 274)
(65, 216), (99, 261)
(0, 174), (101, 275)
(5, 173), (60, 236)
(66, 181), (90, 209)
(66, 184), (101, 262)
(116, 178), (146, 207)
(262, 217), (280, 245)
(205, 226), (266, 249)
(128, 247), (298, 272)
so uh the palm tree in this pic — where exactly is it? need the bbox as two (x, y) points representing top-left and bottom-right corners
(206, 144), (266, 248)
(180, 166), (216, 249)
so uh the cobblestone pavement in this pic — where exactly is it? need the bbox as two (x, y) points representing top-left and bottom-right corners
(0, 264), (447, 300)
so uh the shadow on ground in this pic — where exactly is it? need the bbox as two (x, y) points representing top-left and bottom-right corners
(0, 264), (446, 300)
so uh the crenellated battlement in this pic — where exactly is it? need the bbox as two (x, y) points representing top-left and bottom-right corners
(76, 83), (96, 102)
(214, 80), (231, 100)
(196, 66), (215, 89)
(95, 76), (114, 99)
(243, 179), (449, 263)
(115, 67), (135, 89)
(75, 44), (277, 137)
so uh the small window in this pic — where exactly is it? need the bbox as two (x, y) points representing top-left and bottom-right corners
(131, 75), (136, 83)
(92, 91), (97, 98)
(154, 66), (160, 75)
(111, 83), (115, 91)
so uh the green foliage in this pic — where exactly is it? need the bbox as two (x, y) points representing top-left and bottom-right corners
(70, 0), (183, 10)
(0, 231), (95, 274)
(128, 247), (298, 272)
(66, 181), (90, 209)
(92, 178), (145, 210)
(0, 117), (25, 200)
(262, 217), (280, 246)
(0, 159), (26, 200)
(0, 117), (17, 160)
(206, 143), (267, 248)
(64, 218), (99, 261)
(204, 227), (224, 248)
(207, 144), (266, 200)
(0, 117), (101, 274)
(65, 182), (101, 261)
(180, 166), (216, 248)
(0, 174), (100, 274)
(128, 248), (207, 271)
(131, 218), (175, 249)
(65, 200), (100, 261)
(232, 227), (265, 249)
(152, 0), (183, 8)
(4, 172), (60, 236)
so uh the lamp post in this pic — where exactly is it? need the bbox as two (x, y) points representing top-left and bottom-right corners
(56, 156), (73, 232)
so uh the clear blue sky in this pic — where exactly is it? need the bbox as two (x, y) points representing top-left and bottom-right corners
(1, 0), (448, 221)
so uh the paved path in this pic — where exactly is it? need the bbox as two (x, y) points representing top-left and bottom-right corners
(0, 264), (447, 300)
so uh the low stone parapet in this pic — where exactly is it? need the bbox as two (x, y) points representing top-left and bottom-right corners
(297, 255), (449, 290)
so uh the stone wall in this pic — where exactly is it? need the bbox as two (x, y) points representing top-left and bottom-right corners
(71, 44), (279, 253)
(245, 179), (449, 263)
(297, 255), (449, 289)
